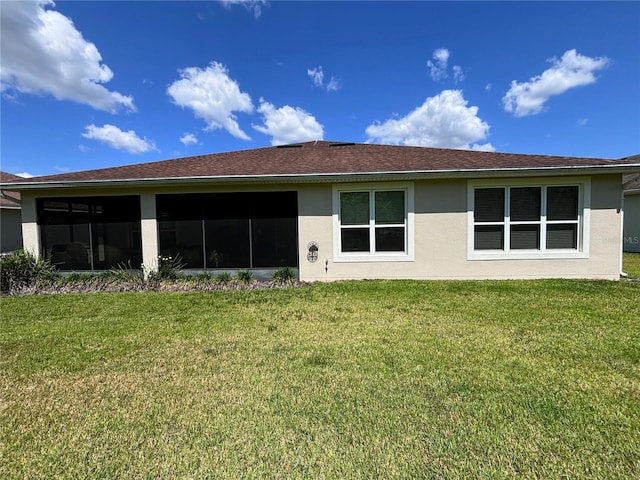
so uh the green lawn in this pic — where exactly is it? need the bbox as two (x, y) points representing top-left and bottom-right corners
(2, 280), (639, 479)
(624, 252), (640, 279)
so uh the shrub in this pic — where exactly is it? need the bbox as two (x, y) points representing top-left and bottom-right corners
(107, 263), (145, 290)
(272, 267), (296, 285)
(155, 255), (186, 280)
(0, 250), (56, 293)
(215, 272), (232, 284)
(237, 270), (253, 283)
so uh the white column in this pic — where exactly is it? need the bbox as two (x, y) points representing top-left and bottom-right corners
(140, 192), (158, 274)
(20, 192), (41, 257)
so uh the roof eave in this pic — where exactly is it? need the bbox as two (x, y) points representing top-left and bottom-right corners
(2, 163), (640, 190)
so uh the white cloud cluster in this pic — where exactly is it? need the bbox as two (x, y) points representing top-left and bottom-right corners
(0, 0), (134, 112)
(307, 66), (340, 92)
(218, 0), (268, 19)
(365, 90), (494, 151)
(180, 133), (199, 146)
(427, 48), (464, 84)
(167, 62), (254, 140)
(82, 124), (157, 154)
(253, 99), (324, 146)
(503, 49), (609, 117)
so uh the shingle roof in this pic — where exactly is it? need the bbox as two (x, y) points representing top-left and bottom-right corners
(0, 172), (22, 207)
(2, 141), (640, 188)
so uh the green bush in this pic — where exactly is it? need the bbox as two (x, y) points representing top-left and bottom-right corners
(107, 263), (145, 289)
(272, 267), (296, 285)
(237, 270), (253, 283)
(155, 255), (185, 280)
(0, 250), (55, 293)
(215, 272), (232, 284)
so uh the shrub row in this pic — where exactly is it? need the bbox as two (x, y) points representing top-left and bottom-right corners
(1, 251), (299, 295)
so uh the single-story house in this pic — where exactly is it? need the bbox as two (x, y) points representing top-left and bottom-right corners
(623, 172), (640, 253)
(0, 172), (23, 254)
(1, 141), (639, 280)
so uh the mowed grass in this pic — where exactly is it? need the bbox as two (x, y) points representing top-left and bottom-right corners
(1, 279), (639, 479)
(624, 252), (640, 279)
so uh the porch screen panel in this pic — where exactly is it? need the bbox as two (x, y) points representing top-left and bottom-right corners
(37, 196), (141, 270)
(157, 194), (205, 268)
(250, 192), (298, 268)
(157, 191), (298, 269)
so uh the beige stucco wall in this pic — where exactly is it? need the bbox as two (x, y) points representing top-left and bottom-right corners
(297, 175), (624, 281)
(624, 192), (640, 253)
(19, 174), (625, 280)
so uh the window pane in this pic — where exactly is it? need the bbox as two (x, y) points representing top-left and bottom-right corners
(375, 191), (404, 224)
(375, 227), (405, 252)
(251, 218), (298, 267)
(474, 188), (504, 222)
(510, 225), (540, 249)
(547, 186), (579, 221)
(341, 228), (370, 252)
(511, 187), (541, 221)
(204, 219), (250, 268)
(474, 225), (504, 250)
(341, 192), (370, 225)
(547, 224), (578, 249)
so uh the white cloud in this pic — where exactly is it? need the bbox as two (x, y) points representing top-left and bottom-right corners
(365, 90), (494, 151)
(427, 48), (450, 81)
(307, 65), (340, 92)
(577, 118), (589, 126)
(452, 65), (465, 84)
(253, 99), (324, 146)
(427, 48), (464, 84)
(0, 0), (134, 112)
(326, 77), (340, 92)
(16, 172), (35, 178)
(503, 49), (609, 117)
(218, 0), (268, 19)
(307, 66), (324, 88)
(167, 62), (254, 140)
(82, 124), (157, 154)
(180, 133), (199, 146)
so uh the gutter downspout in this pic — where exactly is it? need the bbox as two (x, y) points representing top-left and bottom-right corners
(0, 190), (21, 206)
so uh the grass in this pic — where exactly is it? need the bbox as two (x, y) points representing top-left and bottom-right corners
(624, 252), (640, 279)
(1, 279), (639, 479)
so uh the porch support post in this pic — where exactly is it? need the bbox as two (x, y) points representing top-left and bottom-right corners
(20, 192), (41, 257)
(140, 192), (158, 275)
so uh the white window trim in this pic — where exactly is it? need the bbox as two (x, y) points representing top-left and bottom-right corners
(467, 177), (591, 260)
(333, 182), (414, 262)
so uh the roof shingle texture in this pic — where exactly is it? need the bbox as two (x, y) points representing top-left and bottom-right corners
(3, 141), (639, 185)
(0, 172), (22, 206)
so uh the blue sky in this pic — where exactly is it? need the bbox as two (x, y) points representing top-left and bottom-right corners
(1, 1), (639, 177)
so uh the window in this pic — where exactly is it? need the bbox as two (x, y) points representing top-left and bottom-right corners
(468, 179), (589, 259)
(156, 191), (298, 269)
(37, 196), (142, 270)
(334, 184), (413, 261)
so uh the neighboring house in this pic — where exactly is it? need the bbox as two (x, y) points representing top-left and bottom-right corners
(623, 171), (640, 253)
(1, 141), (639, 280)
(0, 172), (23, 253)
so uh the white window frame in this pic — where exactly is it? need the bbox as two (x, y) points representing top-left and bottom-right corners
(467, 177), (591, 260)
(333, 182), (414, 262)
